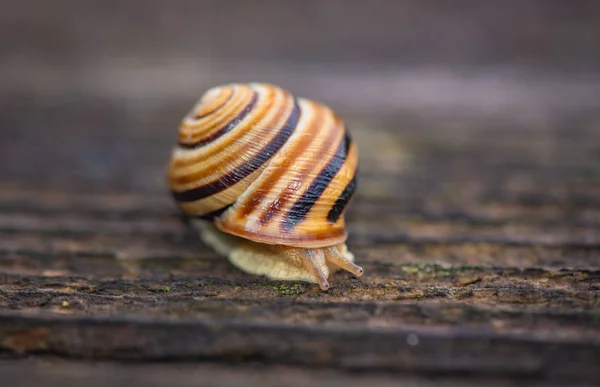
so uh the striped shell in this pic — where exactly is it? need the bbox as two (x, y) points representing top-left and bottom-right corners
(168, 83), (361, 289)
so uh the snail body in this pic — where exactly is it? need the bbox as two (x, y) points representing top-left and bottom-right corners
(168, 83), (361, 290)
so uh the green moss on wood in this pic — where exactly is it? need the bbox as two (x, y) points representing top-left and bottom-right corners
(271, 282), (308, 297)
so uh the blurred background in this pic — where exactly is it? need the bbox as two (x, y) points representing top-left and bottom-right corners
(1, 0), (599, 198)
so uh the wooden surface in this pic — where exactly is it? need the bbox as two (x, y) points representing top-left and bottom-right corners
(1, 1), (600, 386)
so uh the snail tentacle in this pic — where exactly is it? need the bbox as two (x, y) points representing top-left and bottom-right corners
(297, 248), (330, 291)
(324, 246), (364, 277)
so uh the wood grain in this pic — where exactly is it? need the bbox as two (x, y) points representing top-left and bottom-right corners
(1, 112), (599, 383)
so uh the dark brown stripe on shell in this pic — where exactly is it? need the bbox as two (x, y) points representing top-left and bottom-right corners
(239, 102), (321, 219)
(281, 131), (352, 232)
(327, 174), (357, 223)
(170, 87), (280, 175)
(172, 99), (301, 203)
(179, 91), (258, 149)
(259, 114), (341, 225)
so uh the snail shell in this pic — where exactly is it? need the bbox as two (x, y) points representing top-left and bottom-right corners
(168, 83), (362, 290)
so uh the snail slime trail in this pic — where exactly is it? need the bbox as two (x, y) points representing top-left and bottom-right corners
(168, 83), (362, 290)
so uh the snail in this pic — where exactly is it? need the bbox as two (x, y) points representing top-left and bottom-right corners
(168, 82), (362, 290)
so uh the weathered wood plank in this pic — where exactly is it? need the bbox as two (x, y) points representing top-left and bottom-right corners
(2, 282), (599, 340)
(1, 112), (599, 383)
(0, 311), (599, 383)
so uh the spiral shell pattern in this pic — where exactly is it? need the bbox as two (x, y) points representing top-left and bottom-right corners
(168, 83), (358, 248)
